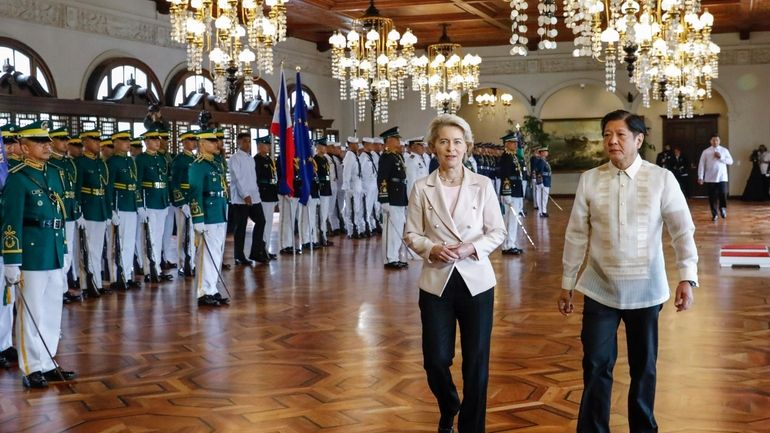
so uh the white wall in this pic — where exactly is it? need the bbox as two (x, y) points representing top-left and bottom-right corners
(2, 1), (769, 194)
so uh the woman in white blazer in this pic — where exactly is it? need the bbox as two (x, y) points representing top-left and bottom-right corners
(404, 114), (506, 433)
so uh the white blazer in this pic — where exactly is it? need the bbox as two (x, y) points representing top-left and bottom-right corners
(404, 167), (506, 297)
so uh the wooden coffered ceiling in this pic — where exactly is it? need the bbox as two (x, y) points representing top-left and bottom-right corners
(153, 0), (770, 52)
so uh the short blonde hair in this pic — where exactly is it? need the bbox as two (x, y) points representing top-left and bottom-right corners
(425, 114), (474, 155)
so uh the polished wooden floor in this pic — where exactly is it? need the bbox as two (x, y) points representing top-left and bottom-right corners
(1, 198), (769, 433)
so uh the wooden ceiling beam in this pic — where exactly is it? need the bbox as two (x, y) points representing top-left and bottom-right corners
(447, 0), (510, 32)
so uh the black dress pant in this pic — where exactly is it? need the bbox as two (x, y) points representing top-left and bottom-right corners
(578, 296), (662, 433)
(705, 181), (728, 216)
(419, 269), (494, 433)
(231, 203), (266, 260)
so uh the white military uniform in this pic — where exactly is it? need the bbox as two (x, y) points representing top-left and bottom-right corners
(325, 148), (341, 232)
(404, 150), (430, 197)
(360, 143), (378, 232)
(341, 140), (365, 235)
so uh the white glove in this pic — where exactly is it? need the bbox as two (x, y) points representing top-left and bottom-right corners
(111, 211), (120, 226)
(4, 265), (20, 286)
(63, 253), (71, 272)
(76, 215), (86, 228)
(182, 204), (191, 218)
(137, 207), (147, 222)
(194, 223), (206, 234)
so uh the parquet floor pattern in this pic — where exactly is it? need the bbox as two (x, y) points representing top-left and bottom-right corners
(0, 199), (769, 433)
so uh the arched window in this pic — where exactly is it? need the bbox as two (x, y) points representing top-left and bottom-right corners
(165, 69), (216, 107)
(0, 37), (56, 95)
(287, 84), (321, 118)
(290, 88), (314, 110)
(234, 80), (274, 111)
(85, 58), (162, 101)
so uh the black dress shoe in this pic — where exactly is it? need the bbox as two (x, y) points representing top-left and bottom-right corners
(127, 280), (141, 289)
(512, 248), (523, 255)
(197, 295), (219, 307)
(249, 255), (270, 264)
(110, 281), (127, 291)
(234, 258), (253, 266)
(397, 261), (409, 268)
(268, 253), (277, 260)
(160, 260), (170, 270)
(711, 214), (718, 221)
(43, 367), (77, 381)
(159, 274), (173, 281)
(22, 371), (48, 388)
(720, 207), (727, 218)
(322, 240), (335, 247)
(213, 293), (230, 305)
(540, 212), (549, 218)
(63, 292), (81, 304)
(384, 262), (402, 269)
(280, 247), (295, 255)
(1, 346), (18, 362)
(221, 263), (231, 270)
(100, 286), (113, 295)
(501, 248), (514, 255)
(84, 286), (101, 298)
(0, 355), (9, 369)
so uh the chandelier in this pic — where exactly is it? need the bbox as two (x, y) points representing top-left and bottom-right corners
(507, 0), (559, 56)
(167, 0), (289, 103)
(411, 25), (482, 115)
(328, 0), (417, 124)
(563, 0), (719, 118)
(475, 89), (513, 120)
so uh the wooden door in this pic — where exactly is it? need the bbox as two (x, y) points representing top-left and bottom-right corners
(662, 114), (719, 197)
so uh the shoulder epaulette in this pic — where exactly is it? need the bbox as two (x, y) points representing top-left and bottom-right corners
(9, 163), (26, 173)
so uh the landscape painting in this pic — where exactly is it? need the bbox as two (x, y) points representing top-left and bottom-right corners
(542, 118), (608, 172)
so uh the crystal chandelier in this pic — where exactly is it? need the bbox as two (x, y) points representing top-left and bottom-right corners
(564, 0), (720, 118)
(412, 25), (482, 115)
(328, 0), (417, 124)
(475, 89), (513, 120)
(167, 0), (289, 103)
(507, 0), (559, 56)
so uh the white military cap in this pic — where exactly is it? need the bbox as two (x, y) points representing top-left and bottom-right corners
(372, 137), (384, 144)
(346, 136), (359, 143)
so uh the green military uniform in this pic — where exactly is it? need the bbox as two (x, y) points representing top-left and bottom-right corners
(171, 132), (197, 275)
(75, 131), (110, 222)
(48, 129), (80, 222)
(135, 147), (170, 210)
(189, 153), (228, 225)
(2, 120), (74, 388)
(171, 148), (195, 208)
(1, 124), (22, 169)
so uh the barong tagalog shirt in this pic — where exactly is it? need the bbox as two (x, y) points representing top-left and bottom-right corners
(562, 155), (698, 310)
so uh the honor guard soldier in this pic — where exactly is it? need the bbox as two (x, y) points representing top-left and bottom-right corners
(405, 137), (430, 196)
(106, 130), (141, 290)
(277, 148), (303, 254)
(313, 138), (334, 247)
(49, 128), (82, 302)
(3, 120), (76, 388)
(158, 129), (177, 270)
(499, 132), (526, 255)
(129, 137), (142, 158)
(136, 128), (173, 283)
(532, 146), (552, 217)
(1, 124), (22, 168)
(76, 128), (111, 297)
(190, 129), (229, 307)
(254, 135), (278, 261)
(0, 124), (19, 368)
(100, 137), (114, 160)
(170, 131), (198, 275)
(377, 127), (409, 269)
(68, 136), (83, 158)
(301, 148), (321, 250)
(229, 132), (266, 264)
(327, 142), (345, 235)
(341, 136), (365, 238)
(360, 137), (378, 236)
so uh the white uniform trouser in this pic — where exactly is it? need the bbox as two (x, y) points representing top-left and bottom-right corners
(162, 206), (177, 263)
(536, 184), (550, 214)
(65, 221), (77, 279)
(0, 261), (11, 352)
(382, 205), (406, 264)
(300, 198), (319, 244)
(261, 201), (277, 254)
(194, 223), (225, 298)
(16, 269), (66, 375)
(319, 195), (332, 238)
(344, 190), (365, 235)
(334, 184), (346, 231)
(82, 220), (106, 288)
(501, 196), (523, 250)
(363, 184), (378, 230)
(279, 195), (300, 249)
(106, 211), (138, 283)
(175, 207), (196, 271)
(141, 208), (166, 276)
(328, 184), (340, 231)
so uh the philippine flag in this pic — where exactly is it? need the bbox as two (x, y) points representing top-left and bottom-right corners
(271, 70), (295, 197)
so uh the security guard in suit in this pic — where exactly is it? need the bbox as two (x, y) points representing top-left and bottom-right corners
(313, 138), (335, 247)
(135, 128), (173, 283)
(170, 131), (197, 276)
(48, 127), (82, 301)
(106, 130), (141, 290)
(1, 124), (22, 168)
(2, 120), (76, 388)
(377, 127), (408, 269)
(189, 129), (229, 307)
(75, 129), (110, 297)
(254, 136), (278, 261)
(499, 132), (526, 255)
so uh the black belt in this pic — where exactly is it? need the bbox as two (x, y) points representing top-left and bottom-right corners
(24, 218), (64, 229)
(507, 176), (522, 180)
(204, 191), (225, 197)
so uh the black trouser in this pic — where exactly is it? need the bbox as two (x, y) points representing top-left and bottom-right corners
(674, 175), (689, 198)
(231, 203), (266, 260)
(705, 181), (728, 216)
(419, 270), (494, 433)
(578, 296), (662, 433)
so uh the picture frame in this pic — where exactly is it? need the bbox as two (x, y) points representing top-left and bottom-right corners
(541, 117), (608, 172)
